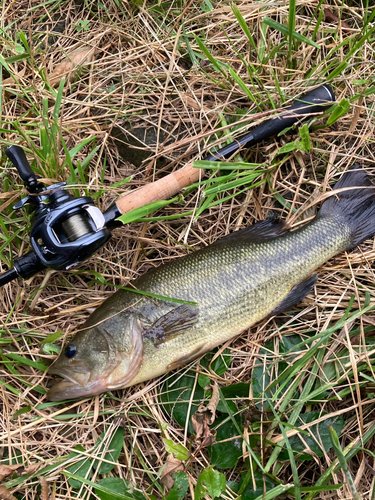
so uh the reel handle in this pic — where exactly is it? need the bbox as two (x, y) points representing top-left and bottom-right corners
(5, 145), (42, 193)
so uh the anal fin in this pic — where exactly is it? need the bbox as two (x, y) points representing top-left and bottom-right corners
(271, 274), (318, 316)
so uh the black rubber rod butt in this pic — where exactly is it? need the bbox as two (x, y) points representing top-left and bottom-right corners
(0, 267), (19, 287)
(205, 84), (335, 161)
(5, 145), (41, 193)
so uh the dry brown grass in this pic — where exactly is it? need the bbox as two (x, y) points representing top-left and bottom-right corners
(1, 0), (375, 498)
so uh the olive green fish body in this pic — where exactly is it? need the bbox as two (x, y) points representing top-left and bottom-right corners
(48, 166), (375, 400)
(96, 215), (349, 386)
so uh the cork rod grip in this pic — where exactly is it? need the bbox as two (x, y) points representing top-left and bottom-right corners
(116, 162), (202, 214)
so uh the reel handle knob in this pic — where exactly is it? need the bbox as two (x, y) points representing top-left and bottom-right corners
(5, 145), (42, 193)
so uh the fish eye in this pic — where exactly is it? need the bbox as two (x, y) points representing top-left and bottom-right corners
(65, 343), (77, 359)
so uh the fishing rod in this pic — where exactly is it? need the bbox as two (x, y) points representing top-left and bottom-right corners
(0, 85), (335, 287)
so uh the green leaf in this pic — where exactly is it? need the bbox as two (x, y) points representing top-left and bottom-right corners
(252, 336), (303, 411)
(254, 483), (294, 500)
(252, 341), (278, 404)
(292, 484), (344, 493)
(166, 471), (189, 500)
(66, 445), (92, 488)
(195, 466), (226, 500)
(94, 478), (146, 500)
(194, 160), (266, 170)
(258, 19), (268, 63)
(17, 31), (30, 53)
(288, 0), (296, 61)
(198, 373), (211, 389)
(204, 172), (265, 195)
(328, 61), (348, 80)
(239, 470), (275, 499)
(210, 349), (231, 376)
(232, 5), (258, 54)
(227, 480), (240, 493)
(197, 349), (233, 402)
(40, 343), (61, 355)
(208, 416), (242, 469)
(329, 425), (354, 495)
(278, 412), (345, 461)
(216, 397), (237, 414)
(41, 330), (63, 344)
(90, 270), (107, 284)
(67, 135), (96, 161)
(5, 54), (29, 63)
(364, 85), (375, 97)
(110, 177), (132, 189)
(12, 406), (31, 419)
(228, 67), (256, 102)
(194, 35), (228, 76)
(53, 78), (65, 124)
(13, 42), (25, 54)
(200, 0), (214, 12)
(221, 382), (250, 398)
(326, 98), (350, 125)
(93, 427), (124, 474)
(299, 123), (312, 152)
(160, 371), (204, 433)
(163, 439), (189, 461)
(200, 349), (231, 377)
(277, 141), (306, 155)
(3, 352), (48, 371)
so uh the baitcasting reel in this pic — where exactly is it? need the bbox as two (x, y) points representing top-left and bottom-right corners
(0, 146), (119, 286)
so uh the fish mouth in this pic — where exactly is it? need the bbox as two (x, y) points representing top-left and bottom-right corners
(48, 367), (109, 401)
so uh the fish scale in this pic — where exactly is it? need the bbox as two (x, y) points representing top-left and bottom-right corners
(47, 166), (375, 400)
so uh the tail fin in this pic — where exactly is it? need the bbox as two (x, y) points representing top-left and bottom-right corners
(319, 165), (375, 250)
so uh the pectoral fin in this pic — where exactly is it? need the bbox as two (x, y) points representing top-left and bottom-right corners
(271, 274), (317, 316)
(144, 304), (199, 347)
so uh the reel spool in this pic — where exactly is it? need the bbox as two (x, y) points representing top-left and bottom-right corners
(61, 214), (93, 242)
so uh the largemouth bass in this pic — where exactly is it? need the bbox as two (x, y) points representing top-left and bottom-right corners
(48, 166), (375, 401)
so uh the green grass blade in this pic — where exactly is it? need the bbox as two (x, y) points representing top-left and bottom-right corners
(232, 5), (258, 55)
(288, 0), (296, 62)
(263, 17), (320, 50)
(194, 35), (228, 76)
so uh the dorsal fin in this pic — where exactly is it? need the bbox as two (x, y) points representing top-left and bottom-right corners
(212, 218), (289, 246)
